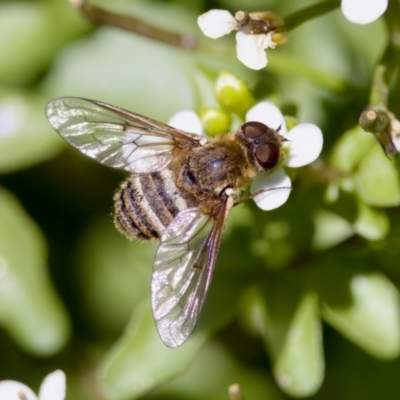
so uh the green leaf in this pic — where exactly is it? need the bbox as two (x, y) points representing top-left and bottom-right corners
(78, 217), (156, 335)
(354, 144), (400, 207)
(0, 90), (64, 173)
(324, 187), (359, 223)
(0, 1), (89, 86)
(330, 125), (376, 173)
(273, 292), (323, 397)
(42, 27), (197, 123)
(306, 254), (400, 360)
(153, 341), (283, 400)
(354, 202), (390, 240)
(312, 209), (354, 250)
(192, 67), (221, 111)
(98, 300), (205, 400)
(322, 271), (400, 360)
(0, 3), (50, 85)
(260, 278), (324, 397)
(0, 187), (70, 355)
(316, 320), (400, 400)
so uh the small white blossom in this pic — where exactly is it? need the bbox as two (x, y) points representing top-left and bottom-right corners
(247, 102), (323, 210)
(0, 370), (66, 400)
(168, 103), (323, 211)
(168, 110), (204, 134)
(198, 10), (278, 70)
(197, 9), (237, 39)
(235, 31), (276, 71)
(341, 0), (387, 24)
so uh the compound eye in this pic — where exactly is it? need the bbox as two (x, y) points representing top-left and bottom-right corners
(242, 121), (269, 139)
(256, 143), (280, 170)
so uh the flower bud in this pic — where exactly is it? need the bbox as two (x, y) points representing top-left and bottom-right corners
(215, 72), (255, 117)
(359, 108), (390, 133)
(359, 106), (398, 156)
(200, 107), (231, 137)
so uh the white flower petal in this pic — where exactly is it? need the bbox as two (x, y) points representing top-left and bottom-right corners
(246, 102), (287, 134)
(392, 135), (400, 152)
(168, 110), (203, 135)
(251, 167), (292, 210)
(341, 0), (387, 24)
(39, 370), (66, 400)
(236, 32), (274, 70)
(284, 123), (323, 167)
(198, 10), (237, 39)
(0, 381), (38, 400)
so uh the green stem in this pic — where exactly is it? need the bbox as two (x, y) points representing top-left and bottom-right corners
(266, 52), (350, 92)
(369, 62), (391, 106)
(360, 0), (400, 155)
(71, 0), (198, 49)
(284, 0), (340, 31)
(370, 0), (400, 106)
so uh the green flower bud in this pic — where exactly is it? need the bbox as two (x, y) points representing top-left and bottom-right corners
(200, 107), (231, 137)
(215, 72), (255, 118)
(359, 107), (390, 134)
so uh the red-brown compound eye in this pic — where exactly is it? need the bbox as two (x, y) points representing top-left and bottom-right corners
(242, 121), (269, 139)
(255, 143), (280, 170)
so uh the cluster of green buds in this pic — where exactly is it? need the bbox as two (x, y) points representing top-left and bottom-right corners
(199, 71), (255, 137)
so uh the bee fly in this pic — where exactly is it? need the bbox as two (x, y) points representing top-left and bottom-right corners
(46, 97), (287, 348)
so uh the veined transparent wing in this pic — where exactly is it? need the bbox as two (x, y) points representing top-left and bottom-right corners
(151, 198), (233, 348)
(45, 97), (204, 173)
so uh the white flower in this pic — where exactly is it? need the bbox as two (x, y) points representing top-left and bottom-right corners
(246, 102), (323, 210)
(168, 103), (323, 211)
(197, 10), (278, 70)
(168, 110), (204, 134)
(341, 0), (387, 24)
(0, 370), (66, 400)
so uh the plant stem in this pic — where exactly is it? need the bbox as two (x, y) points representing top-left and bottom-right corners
(284, 0), (340, 31)
(71, 0), (198, 49)
(360, 0), (400, 156)
(370, 0), (400, 106)
(266, 52), (350, 92)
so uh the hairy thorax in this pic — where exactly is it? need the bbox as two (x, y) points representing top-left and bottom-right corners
(176, 134), (256, 202)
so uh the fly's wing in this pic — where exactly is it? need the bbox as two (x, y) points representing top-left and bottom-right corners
(46, 97), (204, 173)
(151, 198), (233, 348)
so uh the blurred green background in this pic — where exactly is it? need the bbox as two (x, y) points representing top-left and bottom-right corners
(1, 0), (400, 399)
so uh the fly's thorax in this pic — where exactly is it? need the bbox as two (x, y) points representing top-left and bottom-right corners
(177, 133), (255, 201)
(235, 121), (284, 174)
(113, 170), (197, 242)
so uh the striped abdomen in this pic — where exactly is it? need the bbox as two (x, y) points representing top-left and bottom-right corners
(113, 169), (196, 241)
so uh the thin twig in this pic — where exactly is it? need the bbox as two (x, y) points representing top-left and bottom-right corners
(284, 0), (340, 31)
(70, 0), (198, 49)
